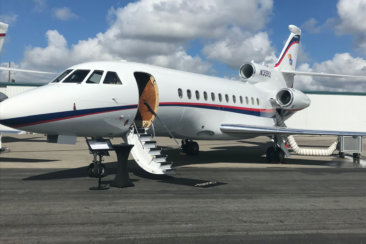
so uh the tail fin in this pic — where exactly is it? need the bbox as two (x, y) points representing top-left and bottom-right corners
(274, 25), (301, 71)
(0, 22), (9, 54)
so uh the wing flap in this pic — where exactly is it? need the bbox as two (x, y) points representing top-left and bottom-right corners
(221, 124), (366, 136)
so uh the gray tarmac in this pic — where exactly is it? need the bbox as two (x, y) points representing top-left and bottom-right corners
(1, 134), (366, 243)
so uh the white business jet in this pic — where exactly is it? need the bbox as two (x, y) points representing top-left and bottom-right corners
(0, 21), (23, 150)
(0, 25), (365, 174)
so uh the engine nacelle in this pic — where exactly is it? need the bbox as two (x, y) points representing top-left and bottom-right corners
(275, 88), (310, 111)
(239, 62), (272, 83)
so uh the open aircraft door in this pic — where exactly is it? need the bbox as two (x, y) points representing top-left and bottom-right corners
(133, 72), (159, 129)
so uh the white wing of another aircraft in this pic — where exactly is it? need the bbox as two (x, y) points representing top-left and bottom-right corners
(0, 22), (8, 52)
(0, 22), (56, 75)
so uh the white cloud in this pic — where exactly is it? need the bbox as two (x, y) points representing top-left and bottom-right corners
(0, 14), (18, 25)
(113, 0), (272, 41)
(53, 7), (78, 21)
(13, 0), (274, 82)
(33, 0), (47, 13)
(294, 53), (366, 91)
(336, 0), (366, 34)
(203, 28), (276, 69)
(336, 0), (366, 54)
(302, 18), (337, 34)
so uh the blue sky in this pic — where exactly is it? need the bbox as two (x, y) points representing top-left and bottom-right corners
(1, 0), (366, 91)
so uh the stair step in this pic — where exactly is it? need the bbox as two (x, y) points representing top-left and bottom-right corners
(139, 135), (151, 142)
(148, 149), (161, 156)
(153, 157), (167, 163)
(143, 140), (156, 145)
(160, 164), (173, 171)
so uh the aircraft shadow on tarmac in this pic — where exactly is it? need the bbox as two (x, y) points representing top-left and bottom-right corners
(163, 141), (346, 168)
(2, 136), (47, 143)
(1, 157), (59, 163)
(22, 161), (226, 188)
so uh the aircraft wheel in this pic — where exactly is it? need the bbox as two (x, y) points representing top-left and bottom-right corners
(266, 146), (275, 162)
(181, 140), (199, 155)
(188, 141), (199, 155)
(88, 163), (107, 178)
(266, 147), (285, 163)
(276, 149), (285, 164)
(88, 163), (95, 177)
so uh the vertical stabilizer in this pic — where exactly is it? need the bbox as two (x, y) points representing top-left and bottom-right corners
(274, 25), (301, 71)
(0, 22), (9, 54)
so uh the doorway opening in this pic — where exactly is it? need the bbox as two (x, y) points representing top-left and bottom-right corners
(134, 72), (159, 129)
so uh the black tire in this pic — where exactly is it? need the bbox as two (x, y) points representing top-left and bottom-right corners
(276, 149), (285, 164)
(88, 163), (95, 177)
(266, 146), (275, 162)
(190, 142), (199, 155)
(89, 164), (107, 178)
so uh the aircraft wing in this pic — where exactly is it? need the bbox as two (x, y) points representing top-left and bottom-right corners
(282, 70), (366, 79)
(0, 67), (56, 75)
(220, 124), (366, 137)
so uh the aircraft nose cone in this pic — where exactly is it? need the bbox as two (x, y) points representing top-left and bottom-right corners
(0, 99), (14, 127)
(0, 101), (7, 123)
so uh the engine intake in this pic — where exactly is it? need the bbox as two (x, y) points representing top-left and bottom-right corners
(239, 62), (272, 83)
(275, 88), (310, 111)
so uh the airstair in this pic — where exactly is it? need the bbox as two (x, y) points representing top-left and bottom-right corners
(126, 126), (174, 175)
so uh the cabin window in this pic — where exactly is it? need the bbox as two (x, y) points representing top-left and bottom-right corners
(211, 92), (215, 102)
(63, 69), (90, 83)
(203, 91), (208, 101)
(86, 70), (103, 84)
(240, 96), (243, 104)
(251, 97), (254, 105)
(178, 88), (183, 98)
(233, 95), (236, 104)
(257, 98), (260, 105)
(187, 89), (192, 99)
(52, 69), (72, 83)
(195, 90), (200, 100)
(218, 93), (222, 102)
(225, 94), (229, 103)
(103, 71), (122, 85)
(245, 96), (249, 104)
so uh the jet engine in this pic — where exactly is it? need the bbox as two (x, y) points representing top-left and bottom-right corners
(275, 88), (310, 111)
(239, 62), (272, 83)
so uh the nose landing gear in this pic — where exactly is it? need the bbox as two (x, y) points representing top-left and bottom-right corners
(88, 151), (110, 190)
(181, 139), (199, 155)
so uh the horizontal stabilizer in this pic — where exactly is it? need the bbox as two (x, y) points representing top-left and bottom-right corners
(221, 124), (366, 137)
(282, 70), (366, 79)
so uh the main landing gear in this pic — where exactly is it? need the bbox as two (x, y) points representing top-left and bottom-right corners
(181, 139), (199, 155)
(265, 135), (288, 163)
(266, 146), (285, 163)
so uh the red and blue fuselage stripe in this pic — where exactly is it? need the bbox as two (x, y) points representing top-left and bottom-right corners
(160, 102), (275, 118)
(0, 102), (275, 128)
(0, 104), (138, 128)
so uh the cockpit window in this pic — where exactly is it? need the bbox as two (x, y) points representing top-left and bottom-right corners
(51, 69), (72, 83)
(86, 70), (104, 84)
(62, 69), (90, 83)
(103, 71), (122, 85)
